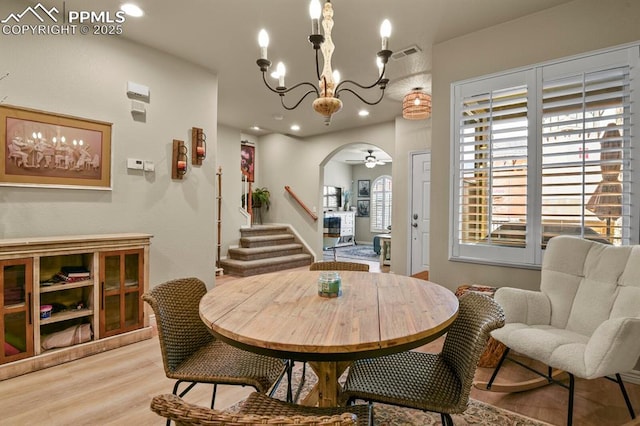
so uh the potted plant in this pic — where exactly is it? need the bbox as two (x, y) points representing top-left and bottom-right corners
(251, 187), (270, 210)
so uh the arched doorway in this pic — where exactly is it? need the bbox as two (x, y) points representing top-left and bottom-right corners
(319, 143), (392, 265)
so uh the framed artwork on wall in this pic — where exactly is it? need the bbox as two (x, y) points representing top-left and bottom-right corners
(0, 105), (112, 190)
(240, 141), (255, 182)
(357, 179), (370, 197)
(357, 199), (370, 217)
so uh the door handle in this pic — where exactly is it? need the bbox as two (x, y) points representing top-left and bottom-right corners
(412, 223), (418, 228)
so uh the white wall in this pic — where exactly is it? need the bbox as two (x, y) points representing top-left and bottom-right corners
(0, 8), (218, 288)
(392, 117), (431, 274)
(257, 122), (395, 260)
(252, 119), (430, 275)
(431, 0), (640, 291)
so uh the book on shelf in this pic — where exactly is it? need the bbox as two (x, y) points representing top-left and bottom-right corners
(60, 266), (91, 278)
(55, 272), (90, 282)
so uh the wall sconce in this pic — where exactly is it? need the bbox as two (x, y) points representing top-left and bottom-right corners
(172, 139), (188, 179)
(191, 127), (206, 166)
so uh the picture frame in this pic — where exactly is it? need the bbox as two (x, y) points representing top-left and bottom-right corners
(1, 105), (112, 190)
(357, 179), (370, 197)
(240, 141), (255, 183)
(357, 199), (370, 217)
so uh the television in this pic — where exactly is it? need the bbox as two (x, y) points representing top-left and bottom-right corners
(323, 186), (342, 210)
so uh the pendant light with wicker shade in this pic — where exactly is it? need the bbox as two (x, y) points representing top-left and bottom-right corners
(402, 88), (431, 120)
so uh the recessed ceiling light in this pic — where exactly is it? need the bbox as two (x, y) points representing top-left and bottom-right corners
(250, 126), (261, 131)
(358, 110), (370, 117)
(120, 3), (144, 17)
(290, 124), (300, 131)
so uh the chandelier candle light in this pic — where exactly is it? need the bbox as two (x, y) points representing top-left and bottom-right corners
(257, 0), (392, 125)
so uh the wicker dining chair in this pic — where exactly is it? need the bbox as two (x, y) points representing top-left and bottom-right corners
(341, 292), (505, 426)
(309, 261), (370, 272)
(151, 391), (372, 426)
(142, 277), (289, 421)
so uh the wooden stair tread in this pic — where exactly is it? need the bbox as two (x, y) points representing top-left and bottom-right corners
(240, 234), (295, 242)
(222, 253), (311, 267)
(229, 243), (302, 253)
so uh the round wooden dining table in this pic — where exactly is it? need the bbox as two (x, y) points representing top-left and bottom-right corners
(199, 270), (459, 407)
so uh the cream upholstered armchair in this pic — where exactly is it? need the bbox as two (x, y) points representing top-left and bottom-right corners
(480, 235), (640, 426)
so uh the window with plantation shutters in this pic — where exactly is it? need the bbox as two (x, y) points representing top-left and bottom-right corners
(371, 175), (392, 232)
(451, 45), (639, 267)
(541, 64), (631, 248)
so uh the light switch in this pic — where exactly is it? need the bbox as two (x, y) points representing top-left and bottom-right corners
(143, 160), (155, 172)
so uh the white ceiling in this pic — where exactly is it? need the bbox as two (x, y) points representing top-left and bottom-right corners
(33, 0), (573, 160)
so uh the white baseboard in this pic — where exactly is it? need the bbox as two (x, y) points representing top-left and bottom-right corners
(621, 370), (640, 384)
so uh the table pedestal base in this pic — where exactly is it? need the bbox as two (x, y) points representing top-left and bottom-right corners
(302, 361), (352, 407)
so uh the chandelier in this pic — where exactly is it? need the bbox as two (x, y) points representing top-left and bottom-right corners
(256, 0), (392, 125)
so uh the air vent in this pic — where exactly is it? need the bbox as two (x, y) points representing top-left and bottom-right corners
(391, 45), (422, 61)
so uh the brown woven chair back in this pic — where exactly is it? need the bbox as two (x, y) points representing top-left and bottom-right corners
(309, 261), (370, 272)
(441, 292), (505, 405)
(151, 393), (360, 426)
(142, 277), (213, 374)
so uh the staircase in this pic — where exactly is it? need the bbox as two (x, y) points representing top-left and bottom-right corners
(220, 225), (313, 277)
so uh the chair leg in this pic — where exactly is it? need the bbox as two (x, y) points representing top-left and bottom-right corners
(286, 360), (294, 403)
(615, 373), (636, 419)
(486, 347), (510, 390)
(567, 373), (574, 426)
(294, 361), (307, 403)
(440, 412), (454, 426)
(211, 384), (217, 409)
(171, 380), (196, 426)
(174, 380), (197, 398)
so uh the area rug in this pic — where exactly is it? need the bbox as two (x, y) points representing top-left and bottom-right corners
(324, 244), (379, 260)
(231, 367), (551, 426)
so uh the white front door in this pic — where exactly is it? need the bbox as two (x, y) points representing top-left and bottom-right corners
(410, 152), (431, 275)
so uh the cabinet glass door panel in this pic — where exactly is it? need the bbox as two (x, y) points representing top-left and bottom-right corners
(124, 291), (140, 328)
(103, 295), (121, 333)
(124, 253), (139, 288)
(3, 312), (28, 357)
(103, 255), (121, 291)
(3, 264), (26, 307)
(1, 259), (33, 364)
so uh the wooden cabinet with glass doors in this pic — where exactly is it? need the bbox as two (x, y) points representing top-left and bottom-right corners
(0, 233), (151, 380)
(100, 249), (144, 337)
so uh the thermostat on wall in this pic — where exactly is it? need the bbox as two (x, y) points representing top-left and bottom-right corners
(127, 158), (144, 170)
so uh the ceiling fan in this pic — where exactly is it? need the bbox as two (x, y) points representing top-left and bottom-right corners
(347, 149), (390, 168)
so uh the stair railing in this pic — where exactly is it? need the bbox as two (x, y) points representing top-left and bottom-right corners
(284, 185), (318, 221)
(216, 166), (222, 272)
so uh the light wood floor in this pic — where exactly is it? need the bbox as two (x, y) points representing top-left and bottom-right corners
(1, 263), (638, 426)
